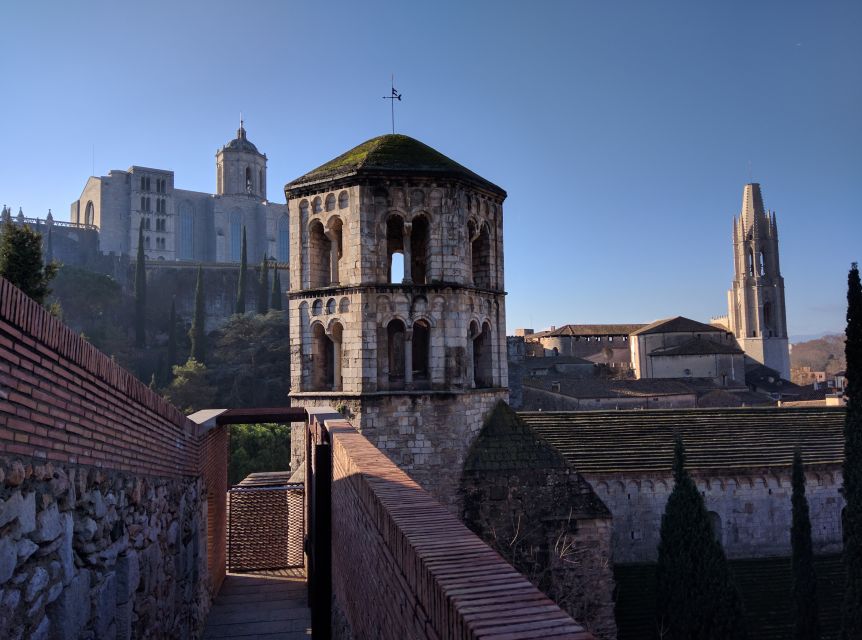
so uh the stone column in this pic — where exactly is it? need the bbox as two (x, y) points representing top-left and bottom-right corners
(467, 335), (476, 388)
(332, 338), (342, 391)
(404, 330), (414, 389)
(402, 222), (413, 284)
(325, 229), (339, 285)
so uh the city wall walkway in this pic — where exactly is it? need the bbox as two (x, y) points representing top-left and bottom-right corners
(202, 569), (310, 640)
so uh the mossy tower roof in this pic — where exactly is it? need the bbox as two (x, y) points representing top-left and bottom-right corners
(285, 134), (505, 196)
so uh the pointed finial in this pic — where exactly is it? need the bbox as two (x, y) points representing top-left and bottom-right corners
(47, 209), (54, 222)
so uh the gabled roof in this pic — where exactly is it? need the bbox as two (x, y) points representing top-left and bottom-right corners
(286, 134), (505, 196)
(523, 377), (697, 399)
(535, 324), (646, 338)
(519, 407), (845, 474)
(649, 337), (743, 357)
(630, 316), (725, 336)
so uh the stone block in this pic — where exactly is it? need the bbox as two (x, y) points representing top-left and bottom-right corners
(16, 539), (38, 564)
(93, 572), (117, 640)
(32, 503), (62, 543)
(47, 569), (89, 640)
(115, 599), (133, 640)
(59, 513), (74, 585)
(30, 615), (50, 640)
(115, 550), (139, 604)
(25, 566), (49, 602)
(0, 537), (16, 585)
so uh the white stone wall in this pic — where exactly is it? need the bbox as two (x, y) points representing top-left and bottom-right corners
(587, 467), (844, 563)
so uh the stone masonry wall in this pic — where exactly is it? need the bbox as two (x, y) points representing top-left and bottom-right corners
(294, 389), (506, 510)
(589, 466), (844, 563)
(0, 277), (220, 639)
(459, 402), (617, 640)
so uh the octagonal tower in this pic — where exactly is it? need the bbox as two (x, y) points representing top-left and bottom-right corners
(285, 134), (508, 506)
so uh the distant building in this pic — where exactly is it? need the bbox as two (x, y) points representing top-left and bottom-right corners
(727, 183), (791, 379)
(69, 121), (288, 264)
(630, 316), (745, 384)
(517, 324), (645, 369)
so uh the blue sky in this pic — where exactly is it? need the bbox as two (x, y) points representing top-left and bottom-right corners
(1, 1), (859, 339)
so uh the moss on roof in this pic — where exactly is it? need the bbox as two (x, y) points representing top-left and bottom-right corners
(285, 134), (505, 195)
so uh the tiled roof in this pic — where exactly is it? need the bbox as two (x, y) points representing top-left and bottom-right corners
(522, 355), (596, 369)
(536, 324), (647, 338)
(519, 407), (844, 473)
(649, 337), (743, 356)
(523, 377), (697, 399)
(630, 316), (725, 336)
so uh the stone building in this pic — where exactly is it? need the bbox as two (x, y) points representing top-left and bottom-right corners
(0, 206), (101, 269)
(518, 324), (644, 369)
(69, 122), (289, 265)
(630, 316), (745, 383)
(726, 182), (791, 379)
(286, 134), (508, 506)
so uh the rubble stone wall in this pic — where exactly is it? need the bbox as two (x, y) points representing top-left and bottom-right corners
(0, 278), (219, 639)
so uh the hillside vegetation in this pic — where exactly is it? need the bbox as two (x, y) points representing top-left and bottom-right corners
(791, 334), (846, 375)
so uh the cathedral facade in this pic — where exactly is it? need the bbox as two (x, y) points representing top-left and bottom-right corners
(286, 134), (508, 506)
(69, 123), (289, 264)
(726, 183), (791, 379)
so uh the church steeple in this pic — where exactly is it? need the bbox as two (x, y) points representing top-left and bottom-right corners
(727, 182), (790, 378)
(215, 120), (267, 197)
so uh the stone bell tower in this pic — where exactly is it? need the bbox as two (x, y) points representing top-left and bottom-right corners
(285, 134), (508, 506)
(727, 183), (791, 379)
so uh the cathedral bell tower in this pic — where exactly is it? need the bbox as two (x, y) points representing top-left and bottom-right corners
(727, 183), (791, 379)
(216, 119), (267, 197)
(285, 134), (508, 507)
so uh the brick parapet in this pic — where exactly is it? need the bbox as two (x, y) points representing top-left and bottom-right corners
(0, 277), (198, 477)
(315, 410), (594, 639)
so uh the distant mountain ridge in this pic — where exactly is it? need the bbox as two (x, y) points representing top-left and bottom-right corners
(790, 333), (846, 375)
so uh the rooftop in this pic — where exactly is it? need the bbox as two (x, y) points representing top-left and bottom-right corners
(519, 407), (844, 474)
(649, 337), (743, 356)
(531, 324), (647, 339)
(285, 134), (505, 195)
(630, 316), (726, 336)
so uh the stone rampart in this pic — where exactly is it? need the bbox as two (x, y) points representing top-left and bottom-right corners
(589, 467), (844, 563)
(0, 277), (223, 638)
(309, 408), (595, 640)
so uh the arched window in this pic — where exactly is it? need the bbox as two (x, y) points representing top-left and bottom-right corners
(390, 252), (404, 283)
(387, 319), (406, 389)
(312, 197), (322, 213)
(229, 212), (242, 262)
(471, 222), (492, 288)
(178, 202), (194, 260)
(245, 167), (253, 194)
(410, 215), (430, 284)
(763, 301), (774, 336)
(311, 323), (333, 391)
(328, 217), (343, 284)
(308, 220), (331, 287)
(473, 322), (493, 388)
(412, 320), (430, 386)
(84, 201), (94, 226)
(386, 215), (405, 283)
(709, 512), (722, 546)
(325, 194), (336, 211)
(759, 251), (766, 276)
(747, 248), (755, 277)
(277, 215), (289, 262)
(338, 191), (349, 209)
(259, 169), (264, 196)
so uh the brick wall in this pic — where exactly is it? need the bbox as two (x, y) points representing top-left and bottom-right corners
(0, 277), (196, 476)
(312, 409), (595, 639)
(0, 277), (225, 638)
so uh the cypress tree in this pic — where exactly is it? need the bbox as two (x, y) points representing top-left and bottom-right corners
(843, 262), (862, 638)
(189, 265), (206, 362)
(257, 255), (269, 314)
(167, 298), (177, 368)
(0, 220), (58, 304)
(134, 221), (146, 348)
(792, 447), (820, 640)
(271, 268), (283, 311)
(235, 226), (247, 314)
(656, 434), (747, 639)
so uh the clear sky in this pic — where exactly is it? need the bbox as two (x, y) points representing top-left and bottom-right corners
(1, 1), (859, 339)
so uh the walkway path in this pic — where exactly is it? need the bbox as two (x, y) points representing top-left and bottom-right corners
(202, 570), (311, 640)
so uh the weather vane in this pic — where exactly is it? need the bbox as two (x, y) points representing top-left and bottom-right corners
(383, 75), (402, 134)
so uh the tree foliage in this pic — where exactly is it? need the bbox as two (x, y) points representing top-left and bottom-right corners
(228, 423), (291, 485)
(207, 310), (291, 407)
(656, 435), (747, 639)
(189, 265), (206, 362)
(257, 255), (269, 315)
(270, 268), (283, 311)
(0, 220), (58, 303)
(163, 358), (216, 414)
(792, 447), (820, 640)
(843, 262), (862, 638)
(235, 226), (247, 314)
(134, 222), (147, 348)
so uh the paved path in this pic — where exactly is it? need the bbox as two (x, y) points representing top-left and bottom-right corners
(202, 571), (311, 639)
